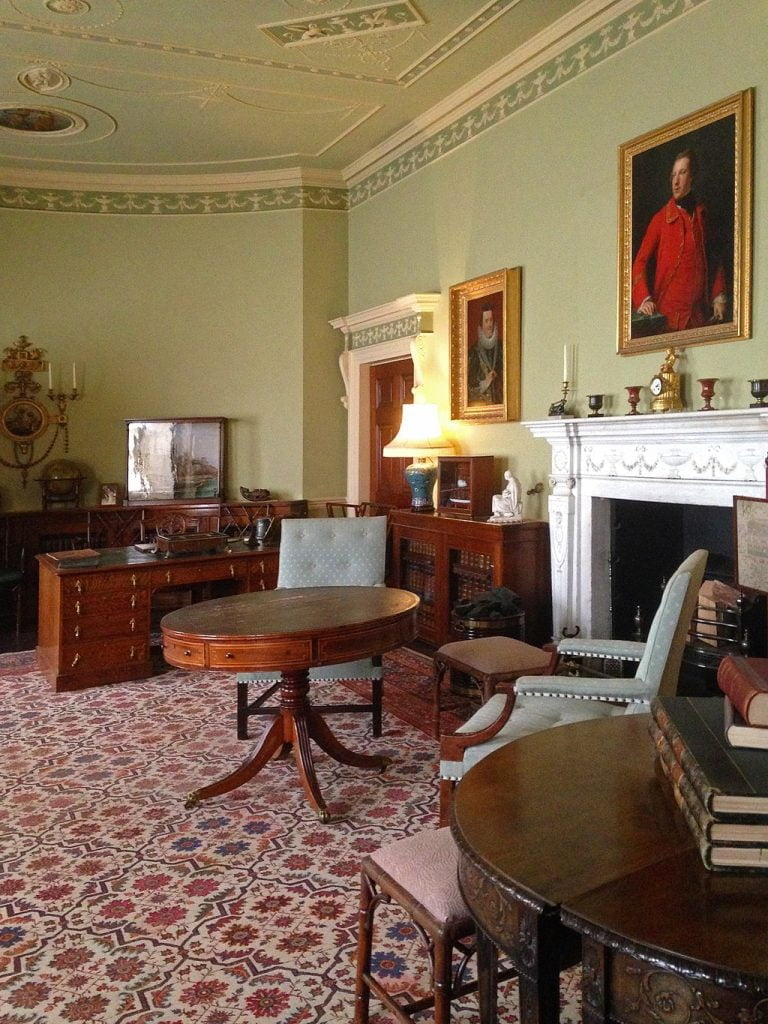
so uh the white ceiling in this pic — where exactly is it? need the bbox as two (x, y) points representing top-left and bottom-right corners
(0, 0), (610, 188)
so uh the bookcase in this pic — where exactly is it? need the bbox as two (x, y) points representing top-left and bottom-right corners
(387, 510), (551, 648)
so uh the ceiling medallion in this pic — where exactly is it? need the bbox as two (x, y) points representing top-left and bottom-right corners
(18, 65), (71, 93)
(45, 0), (91, 12)
(0, 106), (85, 136)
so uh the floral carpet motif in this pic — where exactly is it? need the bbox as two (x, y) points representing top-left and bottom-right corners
(0, 649), (580, 1023)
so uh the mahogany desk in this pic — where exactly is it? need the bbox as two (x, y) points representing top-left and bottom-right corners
(36, 542), (278, 691)
(161, 586), (419, 822)
(451, 714), (768, 1024)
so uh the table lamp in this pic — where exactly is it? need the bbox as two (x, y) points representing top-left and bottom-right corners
(382, 403), (454, 512)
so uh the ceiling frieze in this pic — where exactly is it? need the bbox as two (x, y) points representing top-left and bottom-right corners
(0, 0), (707, 215)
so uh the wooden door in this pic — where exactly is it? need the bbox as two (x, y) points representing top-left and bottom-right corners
(369, 358), (413, 508)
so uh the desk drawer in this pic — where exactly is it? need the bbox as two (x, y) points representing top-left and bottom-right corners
(162, 636), (207, 668)
(150, 561), (247, 588)
(62, 571), (144, 595)
(59, 638), (150, 674)
(208, 638), (313, 669)
(248, 554), (278, 591)
(62, 590), (150, 620)
(61, 610), (149, 642)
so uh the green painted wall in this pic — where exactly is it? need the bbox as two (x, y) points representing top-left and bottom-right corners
(0, 208), (348, 511)
(301, 209), (348, 498)
(348, 0), (767, 515)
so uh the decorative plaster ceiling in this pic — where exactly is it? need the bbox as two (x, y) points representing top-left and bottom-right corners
(0, 0), (625, 191)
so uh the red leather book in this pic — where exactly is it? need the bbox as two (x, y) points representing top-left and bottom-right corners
(718, 657), (768, 727)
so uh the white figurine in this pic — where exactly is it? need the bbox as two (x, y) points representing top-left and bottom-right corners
(488, 470), (523, 523)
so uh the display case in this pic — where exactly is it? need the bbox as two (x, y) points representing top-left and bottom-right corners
(436, 456), (495, 519)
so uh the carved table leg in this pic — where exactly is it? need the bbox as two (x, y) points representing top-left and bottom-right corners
(185, 714), (286, 808)
(476, 925), (499, 1024)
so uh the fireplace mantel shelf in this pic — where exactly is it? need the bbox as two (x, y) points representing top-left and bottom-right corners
(523, 408), (768, 641)
(525, 407), (768, 446)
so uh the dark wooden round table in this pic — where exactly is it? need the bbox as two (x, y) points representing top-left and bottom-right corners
(161, 586), (419, 821)
(451, 714), (768, 1024)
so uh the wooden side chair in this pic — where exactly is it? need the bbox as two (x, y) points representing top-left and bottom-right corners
(354, 826), (514, 1024)
(326, 501), (363, 517)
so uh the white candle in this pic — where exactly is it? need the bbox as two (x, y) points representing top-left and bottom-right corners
(48, 363), (53, 390)
(563, 345), (568, 382)
(72, 362), (77, 390)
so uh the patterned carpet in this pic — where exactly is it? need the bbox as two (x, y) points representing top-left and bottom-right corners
(0, 648), (580, 1023)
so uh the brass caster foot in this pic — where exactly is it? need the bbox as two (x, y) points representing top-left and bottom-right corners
(185, 791), (201, 809)
(378, 756), (392, 774)
(317, 807), (331, 824)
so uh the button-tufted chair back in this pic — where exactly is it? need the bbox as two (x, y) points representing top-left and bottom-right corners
(276, 516), (387, 589)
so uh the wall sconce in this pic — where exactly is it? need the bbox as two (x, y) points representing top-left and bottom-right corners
(382, 402), (454, 512)
(0, 335), (80, 486)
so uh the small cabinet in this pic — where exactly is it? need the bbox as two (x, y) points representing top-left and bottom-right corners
(436, 456), (496, 519)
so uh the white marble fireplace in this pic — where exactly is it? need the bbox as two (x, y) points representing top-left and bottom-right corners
(525, 409), (768, 641)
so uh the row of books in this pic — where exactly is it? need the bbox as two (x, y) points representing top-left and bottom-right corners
(651, 691), (768, 872)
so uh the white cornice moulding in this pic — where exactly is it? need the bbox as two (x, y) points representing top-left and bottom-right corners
(343, 0), (626, 184)
(330, 293), (441, 338)
(0, 165), (345, 193)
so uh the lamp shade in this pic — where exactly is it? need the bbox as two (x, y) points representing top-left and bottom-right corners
(382, 404), (454, 459)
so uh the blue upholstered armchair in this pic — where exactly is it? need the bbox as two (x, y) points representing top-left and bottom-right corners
(236, 515), (388, 739)
(438, 548), (708, 824)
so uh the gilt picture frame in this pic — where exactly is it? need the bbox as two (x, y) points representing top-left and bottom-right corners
(618, 89), (753, 355)
(450, 266), (521, 422)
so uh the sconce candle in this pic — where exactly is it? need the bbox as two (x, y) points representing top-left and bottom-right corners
(563, 345), (568, 381)
(72, 362), (77, 391)
(48, 363), (53, 390)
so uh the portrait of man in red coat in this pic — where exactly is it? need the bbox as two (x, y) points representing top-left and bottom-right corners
(631, 149), (727, 336)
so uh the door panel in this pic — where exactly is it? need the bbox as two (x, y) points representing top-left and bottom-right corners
(369, 359), (413, 508)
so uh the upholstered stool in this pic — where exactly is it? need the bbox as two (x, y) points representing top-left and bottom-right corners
(433, 635), (553, 738)
(354, 827), (511, 1024)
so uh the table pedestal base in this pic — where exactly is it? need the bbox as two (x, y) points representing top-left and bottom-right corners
(185, 670), (390, 821)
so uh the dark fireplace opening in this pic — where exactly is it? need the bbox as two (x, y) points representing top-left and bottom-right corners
(610, 499), (766, 696)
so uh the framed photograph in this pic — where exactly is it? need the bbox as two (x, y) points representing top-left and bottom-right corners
(450, 266), (521, 422)
(125, 417), (226, 504)
(99, 482), (122, 506)
(734, 495), (768, 596)
(618, 89), (753, 355)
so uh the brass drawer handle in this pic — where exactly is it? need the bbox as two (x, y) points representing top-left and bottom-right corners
(166, 570), (173, 583)
(184, 649), (192, 657)
(131, 594), (137, 608)
(130, 645), (136, 659)
(229, 564), (235, 577)
(129, 618), (136, 632)
(225, 652), (234, 659)
(71, 653), (80, 667)
(131, 574), (137, 588)
(260, 560), (265, 572)
(75, 579), (82, 593)
(75, 600), (81, 615)
(259, 580), (266, 590)
(74, 625), (80, 638)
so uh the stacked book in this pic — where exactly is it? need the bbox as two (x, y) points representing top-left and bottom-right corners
(650, 690), (768, 872)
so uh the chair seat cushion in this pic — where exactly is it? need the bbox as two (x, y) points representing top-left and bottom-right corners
(365, 827), (469, 925)
(441, 695), (626, 780)
(435, 635), (550, 681)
